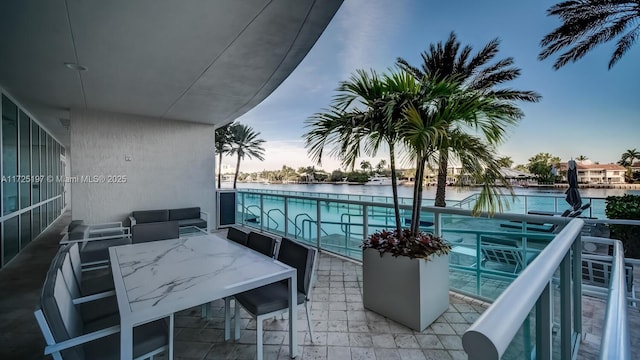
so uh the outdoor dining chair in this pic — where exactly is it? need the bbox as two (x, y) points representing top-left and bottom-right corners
(131, 221), (179, 243)
(231, 237), (317, 360)
(34, 267), (171, 360)
(226, 226), (249, 246)
(246, 231), (277, 257)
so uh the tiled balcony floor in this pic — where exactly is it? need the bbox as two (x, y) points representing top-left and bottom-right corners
(1, 214), (639, 359)
(162, 253), (487, 360)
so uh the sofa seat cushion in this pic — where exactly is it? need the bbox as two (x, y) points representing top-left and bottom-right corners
(79, 238), (131, 264)
(177, 219), (207, 229)
(169, 207), (201, 221)
(68, 226), (90, 241)
(132, 210), (169, 224)
(68, 220), (85, 233)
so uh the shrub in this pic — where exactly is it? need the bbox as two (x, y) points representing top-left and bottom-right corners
(605, 195), (640, 258)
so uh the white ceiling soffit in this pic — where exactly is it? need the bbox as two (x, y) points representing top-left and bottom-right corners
(0, 0), (343, 146)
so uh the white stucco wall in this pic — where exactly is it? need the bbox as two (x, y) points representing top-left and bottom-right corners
(70, 109), (215, 224)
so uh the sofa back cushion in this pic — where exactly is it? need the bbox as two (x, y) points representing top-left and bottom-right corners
(169, 207), (200, 221)
(132, 209), (169, 224)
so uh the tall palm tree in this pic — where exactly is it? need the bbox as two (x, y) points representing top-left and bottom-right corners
(215, 123), (234, 188)
(397, 31), (541, 208)
(539, 0), (640, 69)
(228, 124), (265, 189)
(305, 69), (417, 236)
(360, 160), (372, 173)
(497, 156), (514, 168)
(401, 78), (516, 232)
(576, 154), (589, 162)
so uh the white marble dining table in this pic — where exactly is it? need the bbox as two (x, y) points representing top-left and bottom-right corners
(109, 233), (298, 359)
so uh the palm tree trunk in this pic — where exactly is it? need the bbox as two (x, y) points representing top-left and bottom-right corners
(435, 151), (448, 207)
(388, 144), (402, 237)
(233, 155), (241, 189)
(411, 156), (426, 235)
(217, 152), (223, 188)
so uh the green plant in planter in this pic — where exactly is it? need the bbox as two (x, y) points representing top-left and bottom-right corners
(362, 229), (451, 260)
(605, 195), (640, 258)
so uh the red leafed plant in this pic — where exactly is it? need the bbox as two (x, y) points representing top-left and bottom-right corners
(362, 229), (451, 260)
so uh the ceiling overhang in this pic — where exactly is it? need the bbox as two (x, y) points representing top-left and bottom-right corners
(0, 0), (343, 146)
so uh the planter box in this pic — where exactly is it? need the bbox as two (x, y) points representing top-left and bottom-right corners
(362, 248), (449, 331)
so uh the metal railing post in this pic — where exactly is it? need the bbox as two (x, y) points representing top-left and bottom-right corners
(259, 194), (264, 232)
(560, 252), (572, 360)
(316, 200), (321, 251)
(434, 211), (442, 237)
(572, 234), (582, 337)
(535, 282), (552, 360)
(284, 196), (289, 238)
(363, 204), (368, 242)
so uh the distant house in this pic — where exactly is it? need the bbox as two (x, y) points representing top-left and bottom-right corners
(559, 162), (626, 184)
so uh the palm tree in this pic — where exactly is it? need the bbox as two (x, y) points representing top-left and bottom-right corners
(619, 148), (640, 166)
(576, 154), (589, 162)
(397, 31), (541, 208)
(497, 156), (514, 168)
(305, 69), (416, 236)
(619, 148), (640, 180)
(215, 123), (234, 188)
(539, 0), (640, 69)
(400, 78), (517, 232)
(360, 160), (372, 173)
(228, 124), (265, 189)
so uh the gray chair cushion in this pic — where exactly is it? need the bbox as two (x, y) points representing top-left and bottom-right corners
(227, 227), (249, 246)
(79, 296), (119, 323)
(83, 319), (169, 360)
(177, 218), (207, 229)
(247, 232), (276, 257)
(235, 282), (306, 316)
(80, 272), (115, 297)
(169, 207), (201, 221)
(132, 210), (169, 224)
(132, 221), (179, 243)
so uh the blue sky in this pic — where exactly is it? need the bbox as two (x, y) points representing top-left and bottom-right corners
(230, 0), (640, 173)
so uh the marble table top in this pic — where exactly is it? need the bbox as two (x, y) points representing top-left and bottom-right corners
(109, 233), (295, 324)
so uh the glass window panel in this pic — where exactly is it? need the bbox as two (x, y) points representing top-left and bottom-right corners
(19, 110), (31, 209)
(20, 211), (31, 249)
(3, 216), (19, 265)
(39, 128), (46, 201)
(31, 205), (41, 239)
(31, 121), (40, 205)
(2, 95), (19, 215)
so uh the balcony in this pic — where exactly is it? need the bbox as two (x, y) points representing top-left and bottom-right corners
(1, 193), (638, 358)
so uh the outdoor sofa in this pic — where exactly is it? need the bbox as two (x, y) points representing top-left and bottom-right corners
(129, 207), (209, 233)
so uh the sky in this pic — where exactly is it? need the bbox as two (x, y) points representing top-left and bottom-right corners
(224, 0), (640, 174)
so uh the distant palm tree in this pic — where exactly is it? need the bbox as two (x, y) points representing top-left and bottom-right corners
(360, 160), (372, 173)
(539, 0), (640, 69)
(397, 31), (541, 209)
(576, 154), (589, 162)
(228, 124), (265, 189)
(215, 123), (234, 188)
(497, 156), (514, 168)
(619, 148), (640, 180)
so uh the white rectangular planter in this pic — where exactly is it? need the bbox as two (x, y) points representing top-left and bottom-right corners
(362, 248), (450, 331)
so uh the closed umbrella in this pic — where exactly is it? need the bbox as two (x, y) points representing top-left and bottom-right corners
(565, 160), (582, 210)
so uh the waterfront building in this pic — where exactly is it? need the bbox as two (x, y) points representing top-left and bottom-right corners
(560, 161), (627, 184)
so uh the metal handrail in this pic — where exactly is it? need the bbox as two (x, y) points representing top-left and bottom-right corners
(600, 240), (631, 360)
(462, 218), (584, 359)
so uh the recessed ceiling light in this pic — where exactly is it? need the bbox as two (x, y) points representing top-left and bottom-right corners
(64, 62), (87, 71)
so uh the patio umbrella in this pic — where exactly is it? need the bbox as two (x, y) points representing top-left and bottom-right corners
(565, 160), (582, 210)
